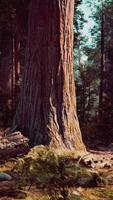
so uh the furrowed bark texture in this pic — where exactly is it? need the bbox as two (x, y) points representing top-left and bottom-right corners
(13, 0), (85, 150)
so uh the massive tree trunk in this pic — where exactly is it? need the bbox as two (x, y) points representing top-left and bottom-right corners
(13, 0), (86, 150)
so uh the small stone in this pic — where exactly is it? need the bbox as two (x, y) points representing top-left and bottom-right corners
(104, 162), (112, 168)
(77, 187), (83, 192)
(72, 191), (80, 196)
(106, 175), (113, 185)
(0, 173), (12, 181)
(70, 190), (81, 200)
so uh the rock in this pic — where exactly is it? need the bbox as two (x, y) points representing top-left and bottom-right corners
(79, 153), (113, 169)
(77, 170), (100, 187)
(80, 157), (96, 168)
(103, 162), (112, 168)
(77, 187), (83, 192)
(105, 175), (113, 185)
(70, 191), (81, 200)
(0, 173), (12, 181)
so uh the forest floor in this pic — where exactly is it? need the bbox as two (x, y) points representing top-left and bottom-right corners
(1, 128), (113, 200)
(1, 146), (113, 200)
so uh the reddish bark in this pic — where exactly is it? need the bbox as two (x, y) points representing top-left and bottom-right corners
(13, 0), (86, 151)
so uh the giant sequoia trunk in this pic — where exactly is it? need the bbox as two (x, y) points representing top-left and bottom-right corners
(13, 0), (86, 150)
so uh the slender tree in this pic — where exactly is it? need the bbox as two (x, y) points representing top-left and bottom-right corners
(13, 0), (86, 150)
(99, 0), (105, 117)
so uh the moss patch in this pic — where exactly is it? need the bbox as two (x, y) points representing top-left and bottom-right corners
(1, 146), (113, 200)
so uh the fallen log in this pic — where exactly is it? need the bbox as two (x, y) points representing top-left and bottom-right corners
(0, 132), (29, 159)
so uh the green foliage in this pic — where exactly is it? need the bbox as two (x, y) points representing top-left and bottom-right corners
(15, 146), (102, 200)
(74, 0), (113, 143)
(74, 1), (100, 127)
(16, 146), (69, 199)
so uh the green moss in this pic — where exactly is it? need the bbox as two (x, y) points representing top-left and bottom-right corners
(1, 146), (113, 200)
(16, 146), (95, 187)
(13, 146), (101, 200)
(11, 146), (113, 200)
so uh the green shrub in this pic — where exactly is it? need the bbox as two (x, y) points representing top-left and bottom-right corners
(15, 146), (100, 200)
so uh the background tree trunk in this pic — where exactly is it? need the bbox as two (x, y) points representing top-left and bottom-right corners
(99, 0), (105, 117)
(13, 0), (86, 150)
(0, 30), (12, 95)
